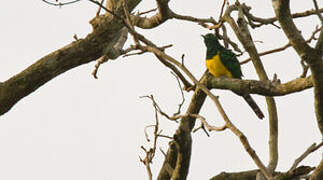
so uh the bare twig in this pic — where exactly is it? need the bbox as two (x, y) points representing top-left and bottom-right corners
(171, 72), (185, 117)
(240, 26), (322, 65)
(312, 0), (323, 24)
(140, 92), (168, 180)
(137, 8), (157, 15)
(289, 141), (323, 172)
(144, 125), (156, 142)
(190, 114), (227, 132)
(218, 0), (228, 21)
(160, 148), (167, 157)
(225, 3), (278, 177)
(140, 95), (180, 122)
(92, 56), (108, 79)
(238, 3), (323, 28)
(123, 7), (272, 178)
(139, 146), (153, 180)
(123, 44), (172, 57)
(192, 124), (210, 137)
(42, 0), (81, 6)
(92, 27), (128, 78)
(122, 0), (139, 45)
(171, 13), (217, 25)
(157, 134), (173, 140)
(96, 0), (105, 16)
(137, 45), (273, 179)
(300, 59), (309, 78)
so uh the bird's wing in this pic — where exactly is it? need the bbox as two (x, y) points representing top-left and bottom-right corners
(219, 49), (243, 79)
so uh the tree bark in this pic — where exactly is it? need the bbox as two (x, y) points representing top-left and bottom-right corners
(0, 0), (141, 115)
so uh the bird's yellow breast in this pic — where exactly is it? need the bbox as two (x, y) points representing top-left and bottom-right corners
(206, 54), (232, 78)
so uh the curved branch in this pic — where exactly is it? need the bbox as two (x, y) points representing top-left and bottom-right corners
(157, 74), (209, 180)
(224, 3), (279, 173)
(241, 3), (323, 28)
(272, 0), (313, 57)
(272, 1), (323, 177)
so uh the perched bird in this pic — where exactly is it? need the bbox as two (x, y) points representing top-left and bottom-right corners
(202, 33), (264, 119)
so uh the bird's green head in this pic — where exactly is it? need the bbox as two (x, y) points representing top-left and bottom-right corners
(202, 33), (223, 59)
(202, 33), (222, 50)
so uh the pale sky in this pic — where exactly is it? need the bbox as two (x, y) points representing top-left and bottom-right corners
(0, 1), (322, 179)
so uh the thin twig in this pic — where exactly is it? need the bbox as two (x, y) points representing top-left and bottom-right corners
(42, 0), (81, 6)
(139, 146), (153, 180)
(289, 141), (323, 172)
(144, 125), (156, 142)
(92, 56), (108, 79)
(122, 8), (272, 179)
(137, 8), (158, 15)
(192, 124), (210, 137)
(312, 0), (323, 24)
(157, 134), (173, 139)
(300, 59), (309, 78)
(140, 95), (180, 122)
(96, 0), (105, 16)
(218, 0), (228, 21)
(171, 72), (185, 117)
(122, 0), (139, 45)
(240, 26), (322, 65)
(190, 114), (227, 132)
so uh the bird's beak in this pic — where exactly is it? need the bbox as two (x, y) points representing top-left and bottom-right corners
(201, 35), (205, 38)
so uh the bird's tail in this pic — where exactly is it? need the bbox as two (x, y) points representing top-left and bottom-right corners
(242, 94), (264, 119)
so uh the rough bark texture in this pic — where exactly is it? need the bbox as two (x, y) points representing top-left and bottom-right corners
(157, 73), (208, 180)
(224, 4), (279, 175)
(0, 0), (141, 115)
(1, 1), (322, 180)
(310, 159), (323, 180)
(272, 0), (323, 136)
(210, 170), (258, 180)
(210, 166), (314, 180)
(272, 0), (323, 178)
(208, 76), (313, 96)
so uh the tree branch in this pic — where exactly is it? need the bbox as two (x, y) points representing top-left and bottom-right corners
(210, 166), (314, 180)
(0, 0), (142, 116)
(157, 73), (209, 180)
(272, 0), (313, 58)
(289, 142), (323, 172)
(272, 0), (323, 177)
(224, 3), (279, 174)
(127, 30), (273, 180)
(241, 26), (322, 65)
(208, 76), (313, 97)
(310, 159), (323, 180)
(239, 4), (323, 28)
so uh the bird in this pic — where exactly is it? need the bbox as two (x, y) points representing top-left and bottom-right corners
(202, 33), (264, 119)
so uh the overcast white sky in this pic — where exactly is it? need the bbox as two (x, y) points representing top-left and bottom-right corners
(0, 0), (322, 179)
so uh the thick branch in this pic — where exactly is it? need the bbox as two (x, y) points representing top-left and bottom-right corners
(272, 0), (313, 57)
(0, 0), (142, 115)
(134, 37), (272, 180)
(210, 166), (314, 180)
(157, 73), (209, 180)
(272, 0), (323, 137)
(272, 1), (323, 178)
(208, 76), (313, 96)
(130, 0), (216, 29)
(315, 28), (323, 54)
(130, 0), (172, 29)
(310, 159), (323, 180)
(210, 170), (259, 180)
